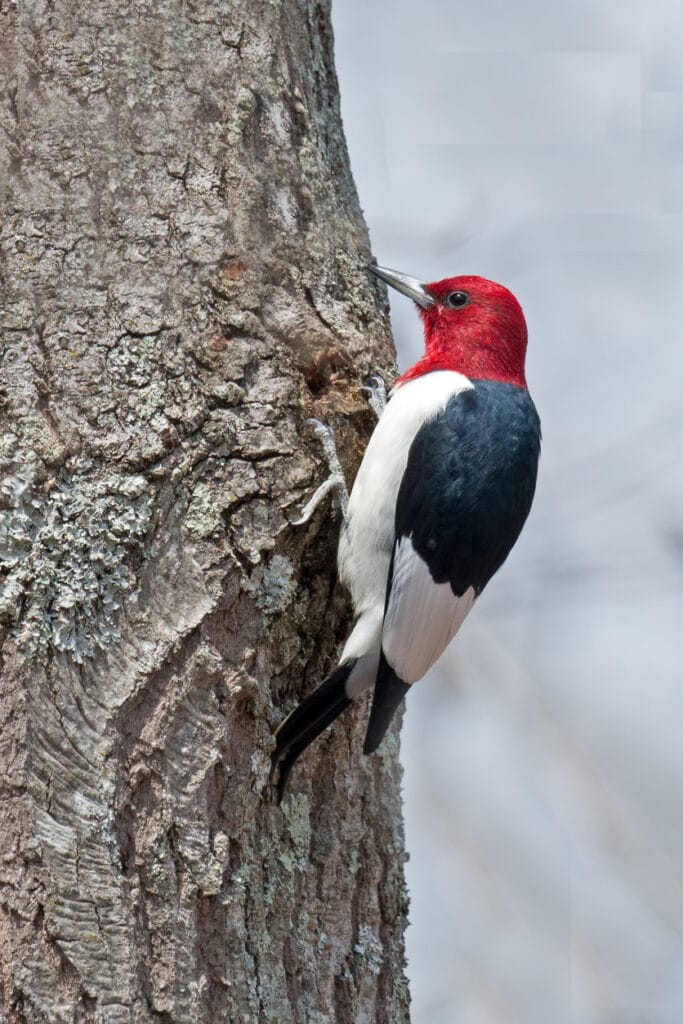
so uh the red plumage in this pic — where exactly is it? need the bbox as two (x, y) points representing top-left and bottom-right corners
(397, 275), (528, 388)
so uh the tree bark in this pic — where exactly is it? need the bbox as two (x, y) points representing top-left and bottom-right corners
(0, 2), (409, 1022)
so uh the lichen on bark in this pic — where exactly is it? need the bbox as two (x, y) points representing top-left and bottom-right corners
(0, 1), (409, 1022)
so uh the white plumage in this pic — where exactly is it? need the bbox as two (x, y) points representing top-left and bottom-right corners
(382, 536), (476, 683)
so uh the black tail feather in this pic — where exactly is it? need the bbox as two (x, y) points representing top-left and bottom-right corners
(271, 661), (355, 803)
(363, 652), (410, 755)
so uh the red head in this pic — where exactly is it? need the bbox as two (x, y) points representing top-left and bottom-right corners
(369, 266), (528, 388)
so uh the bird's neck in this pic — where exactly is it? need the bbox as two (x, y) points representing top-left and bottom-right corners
(397, 323), (527, 388)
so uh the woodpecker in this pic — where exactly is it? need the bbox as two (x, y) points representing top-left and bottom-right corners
(271, 265), (541, 801)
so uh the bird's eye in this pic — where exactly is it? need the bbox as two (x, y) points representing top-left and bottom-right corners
(446, 291), (468, 309)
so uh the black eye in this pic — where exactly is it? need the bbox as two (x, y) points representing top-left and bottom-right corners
(446, 290), (468, 309)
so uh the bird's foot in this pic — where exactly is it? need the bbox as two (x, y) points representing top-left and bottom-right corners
(292, 419), (349, 526)
(360, 374), (388, 418)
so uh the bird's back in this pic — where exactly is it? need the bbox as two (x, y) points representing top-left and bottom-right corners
(396, 379), (541, 599)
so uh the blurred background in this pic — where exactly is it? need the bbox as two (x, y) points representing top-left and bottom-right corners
(333, 2), (683, 1022)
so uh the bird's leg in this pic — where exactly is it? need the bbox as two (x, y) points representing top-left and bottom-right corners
(360, 374), (388, 419)
(292, 376), (388, 527)
(292, 419), (349, 526)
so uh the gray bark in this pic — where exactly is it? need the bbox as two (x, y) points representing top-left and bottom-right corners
(0, 1), (409, 1022)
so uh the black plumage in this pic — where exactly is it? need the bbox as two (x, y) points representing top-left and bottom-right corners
(364, 381), (541, 754)
(395, 380), (541, 596)
(270, 661), (355, 803)
(363, 650), (410, 754)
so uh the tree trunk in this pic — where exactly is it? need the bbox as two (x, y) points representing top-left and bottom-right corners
(0, 1), (409, 1021)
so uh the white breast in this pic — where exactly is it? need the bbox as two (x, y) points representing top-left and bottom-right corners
(337, 370), (473, 616)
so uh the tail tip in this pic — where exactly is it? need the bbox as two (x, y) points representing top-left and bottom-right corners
(362, 663), (410, 755)
(267, 661), (356, 803)
(362, 733), (382, 756)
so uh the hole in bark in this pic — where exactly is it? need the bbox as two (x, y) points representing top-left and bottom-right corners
(300, 342), (353, 399)
(302, 355), (334, 397)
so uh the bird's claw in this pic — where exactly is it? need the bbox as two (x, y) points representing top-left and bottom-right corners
(302, 417), (334, 440)
(293, 376), (387, 527)
(360, 374), (388, 418)
(293, 418), (349, 526)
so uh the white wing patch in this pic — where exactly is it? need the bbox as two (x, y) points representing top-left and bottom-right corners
(382, 536), (475, 684)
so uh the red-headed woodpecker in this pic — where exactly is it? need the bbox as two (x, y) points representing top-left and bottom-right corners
(271, 265), (541, 801)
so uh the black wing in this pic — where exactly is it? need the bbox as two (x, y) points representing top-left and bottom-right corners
(365, 380), (541, 751)
(395, 379), (541, 596)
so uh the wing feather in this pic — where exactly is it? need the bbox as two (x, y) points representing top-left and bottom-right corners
(382, 536), (475, 683)
(380, 381), (539, 686)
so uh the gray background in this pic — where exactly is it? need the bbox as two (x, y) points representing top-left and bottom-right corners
(333, 2), (683, 1022)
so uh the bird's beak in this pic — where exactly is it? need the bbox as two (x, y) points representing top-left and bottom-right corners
(368, 264), (435, 309)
